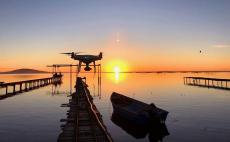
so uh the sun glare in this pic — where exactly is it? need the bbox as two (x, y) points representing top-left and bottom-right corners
(114, 66), (120, 73)
(105, 60), (128, 83)
(105, 60), (129, 73)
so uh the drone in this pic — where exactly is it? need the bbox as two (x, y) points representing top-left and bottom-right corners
(61, 52), (102, 72)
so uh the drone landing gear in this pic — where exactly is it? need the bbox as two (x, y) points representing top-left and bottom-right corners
(84, 66), (92, 71)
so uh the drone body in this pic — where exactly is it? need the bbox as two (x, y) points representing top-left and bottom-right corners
(62, 52), (102, 72)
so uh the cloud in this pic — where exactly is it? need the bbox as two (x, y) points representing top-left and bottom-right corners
(213, 44), (230, 48)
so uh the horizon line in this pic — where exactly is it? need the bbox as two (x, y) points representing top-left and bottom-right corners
(1, 70), (230, 74)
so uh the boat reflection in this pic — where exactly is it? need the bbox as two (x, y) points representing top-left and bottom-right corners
(111, 112), (169, 142)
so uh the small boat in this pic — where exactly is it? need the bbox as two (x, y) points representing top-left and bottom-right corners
(110, 92), (169, 126)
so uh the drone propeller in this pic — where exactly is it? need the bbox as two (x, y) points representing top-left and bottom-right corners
(60, 52), (73, 55)
(60, 52), (83, 55)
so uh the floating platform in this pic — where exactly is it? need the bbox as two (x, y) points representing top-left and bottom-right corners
(184, 77), (230, 90)
(58, 77), (113, 142)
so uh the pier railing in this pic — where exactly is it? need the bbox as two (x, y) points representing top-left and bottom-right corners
(184, 77), (230, 90)
(0, 75), (62, 100)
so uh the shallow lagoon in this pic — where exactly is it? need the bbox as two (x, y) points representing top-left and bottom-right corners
(0, 72), (230, 142)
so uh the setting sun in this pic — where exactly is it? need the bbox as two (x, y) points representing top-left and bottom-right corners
(114, 66), (120, 73)
(105, 60), (129, 73)
(105, 60), (128, 83)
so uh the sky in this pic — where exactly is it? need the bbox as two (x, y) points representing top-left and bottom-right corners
(0, 0), (230, 72)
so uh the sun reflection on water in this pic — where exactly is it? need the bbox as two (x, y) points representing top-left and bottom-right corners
(106, 67), (126, 84)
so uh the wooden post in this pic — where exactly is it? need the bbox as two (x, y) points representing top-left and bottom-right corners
(20, 83), (22, 92)
(25, 83), (27, 90)
(6, 86), (8, 95)
(13, 84), (16, 94)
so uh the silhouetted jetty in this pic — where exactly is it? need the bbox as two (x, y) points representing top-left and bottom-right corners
(184, 77), (230, 90)
(0, 74), (62, 100)
(58, 77), (113, 142)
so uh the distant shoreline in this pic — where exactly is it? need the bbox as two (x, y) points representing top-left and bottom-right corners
(0, 68), (48, 74)
(0, 68), (230, 74)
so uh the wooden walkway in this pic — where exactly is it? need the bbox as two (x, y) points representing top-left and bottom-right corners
(0, 74), (62, 100)
(58, 77), (113, 142)
(184, 77), (230, 90)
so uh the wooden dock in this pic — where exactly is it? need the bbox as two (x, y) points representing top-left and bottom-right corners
(58, 77), (113, 142)
(0, 74), (62, 100)
(184, 77), (230, 90)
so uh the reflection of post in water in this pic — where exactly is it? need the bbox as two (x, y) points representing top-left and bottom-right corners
(92, 64), (102, 98)
(70, 65), (72, 94)
(98, 64), (102, 99)
(51, 76), (63, 95)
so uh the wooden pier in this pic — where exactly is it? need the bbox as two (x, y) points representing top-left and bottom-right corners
(0, 74), (62, 100)
(58, 77), (113, 142)
(184, 77), (230, 90)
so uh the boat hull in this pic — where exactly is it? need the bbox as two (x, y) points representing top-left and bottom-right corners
(110, 92), (169, 125)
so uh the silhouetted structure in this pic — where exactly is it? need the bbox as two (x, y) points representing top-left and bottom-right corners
(58, 77), (113, 142)
(47, 64), (102, 97)
(0, 75), (62, 100)
(184, 77), (230, 90)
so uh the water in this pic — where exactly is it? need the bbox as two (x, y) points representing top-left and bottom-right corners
(0, 72), (230, 142)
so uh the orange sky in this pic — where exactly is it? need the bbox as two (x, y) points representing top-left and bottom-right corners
(1, 1), (230, 72)
(1, 37), (230, 72)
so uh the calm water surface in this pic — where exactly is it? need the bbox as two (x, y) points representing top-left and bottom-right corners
(0, 72), (230, 142)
